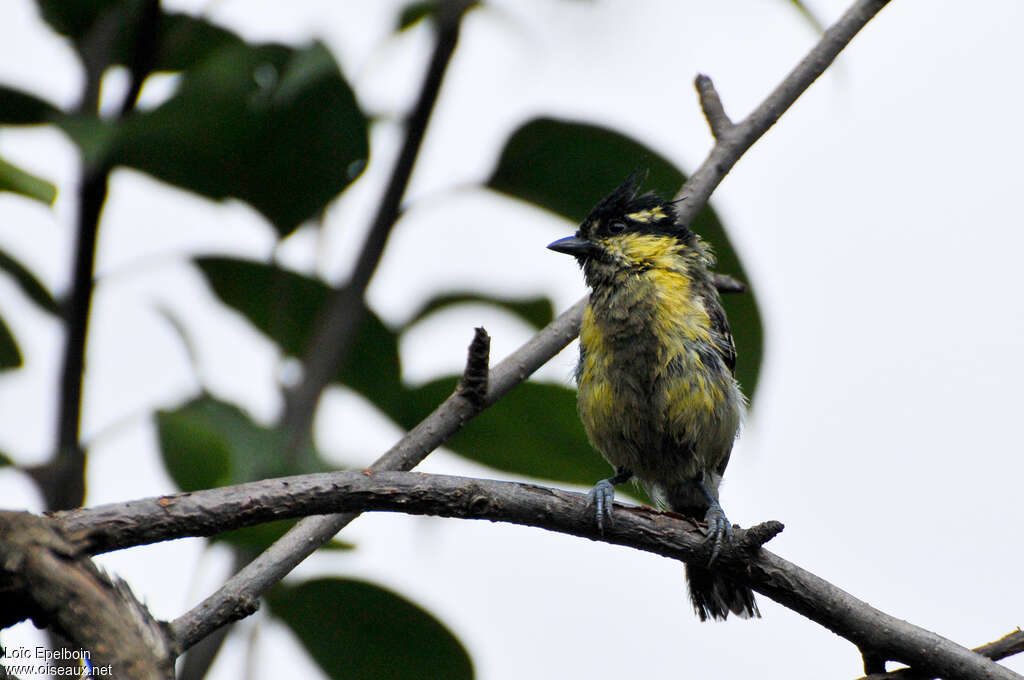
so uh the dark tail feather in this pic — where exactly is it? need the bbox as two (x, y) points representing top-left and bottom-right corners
(685, 563), (760, 621)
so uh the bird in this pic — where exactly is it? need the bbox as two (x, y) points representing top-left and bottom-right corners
(547, 171), (758, 621)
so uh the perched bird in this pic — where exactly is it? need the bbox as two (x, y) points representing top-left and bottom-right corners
(547, 171), (758, 621)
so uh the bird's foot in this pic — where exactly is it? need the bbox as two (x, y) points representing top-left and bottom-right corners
(703, 502), (733, 565)
(588, 479), (616, 533)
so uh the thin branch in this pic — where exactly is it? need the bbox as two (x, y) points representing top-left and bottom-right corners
(158, 302), (582, 653)
(711, 272), (746, 293)
(37, 0), (165, 513)
(119, 0), (161, 117)
(861, 630), (1024, 680)
(281, 0), (474, 454)
(42, 163), (106, 511)
(675, 0), (891, 224)
(54, 471), (1018, 680)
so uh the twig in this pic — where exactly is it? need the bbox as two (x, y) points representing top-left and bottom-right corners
(54, 471), (1018, 680)
(695, 73), (733, 140)
(280, 0), (473, 455)
(676, 0), (891, 224)
(861, 630), (1024, 680)
(160, 302), (581, 653)
(710, 272), (746, 293)
(455, 327), (491, 407)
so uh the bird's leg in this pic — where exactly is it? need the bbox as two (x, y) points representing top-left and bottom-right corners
(588, 467), (633, 533)
(698, 479), (733, 565)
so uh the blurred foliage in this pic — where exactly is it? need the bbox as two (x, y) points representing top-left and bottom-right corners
(267, 578), (473, 680)
(0, 84), (60, 123)
(397, 1), (437, 31)
(0, 0), (786, 674)
(0, 249), (60, 314)
(112, 40), (368, 235)
(0, 317), (19, 370)
(0, 156), (57, 205)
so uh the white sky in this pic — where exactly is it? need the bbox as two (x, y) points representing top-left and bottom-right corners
(0, 0), (1022, 678)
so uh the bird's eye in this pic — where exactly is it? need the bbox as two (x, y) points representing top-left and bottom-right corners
(608, 221), (627, 234)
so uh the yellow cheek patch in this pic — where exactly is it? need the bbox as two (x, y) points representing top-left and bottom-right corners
(606, 233), (682, 268)
(625, 206), (667, 223)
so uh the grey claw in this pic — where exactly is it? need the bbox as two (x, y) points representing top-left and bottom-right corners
(588, 479), (616, 533)
(704, 504), (732, 565)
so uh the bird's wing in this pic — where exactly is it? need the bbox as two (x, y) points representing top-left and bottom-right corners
(706, 294), (737, 375)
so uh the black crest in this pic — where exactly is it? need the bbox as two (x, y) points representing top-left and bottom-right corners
(582, 169), (689, 240)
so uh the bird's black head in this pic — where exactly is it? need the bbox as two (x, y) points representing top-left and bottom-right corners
(547, 170), (692, 262)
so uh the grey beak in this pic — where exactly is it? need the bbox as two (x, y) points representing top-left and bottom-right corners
(547, 235), (598, 258)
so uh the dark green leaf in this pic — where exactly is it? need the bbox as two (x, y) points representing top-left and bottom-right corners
(0, 317), (21, 371)
(196, 257), (328, 359)
(156, 394), (325, 492)
(195, 257), (404, 409)
(56, 115), (120, 169)
(115, 40), (368, 235)
(153, 13), (246, 72)
(268, 578), (474, 680)
(156, 396), (234, 491)
(397, 2), (436, 31)
(0, 158), (57, 206)
(0, 450), (13, 467)
(487, 117), (684, 224)
(406, 292), (554, 330)
(34, 0), (123, 42)
(489, 117), (763, 400)
(0, 249), (60, 314)
(0, 86), (61, 124)
(36, 0), (248, 77)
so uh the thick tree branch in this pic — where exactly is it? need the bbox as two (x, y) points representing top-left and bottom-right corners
(281, 0), (475, 454)
(675, 0), (891, 224)
(53, 471), (1018, 680)
(0, 512), (173, 679)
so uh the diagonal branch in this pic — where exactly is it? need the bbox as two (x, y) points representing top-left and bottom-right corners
(675, 0), (891, 223)
(53, 471), (1020, 680)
